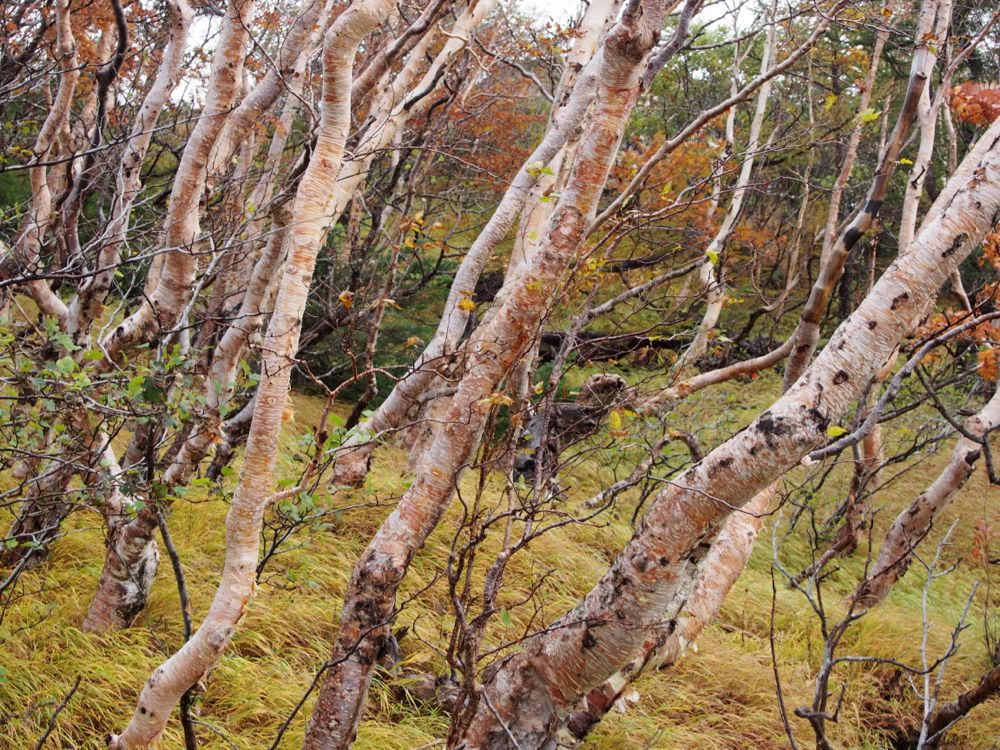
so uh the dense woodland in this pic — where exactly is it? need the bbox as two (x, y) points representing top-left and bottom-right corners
(0, 0), (999, 747)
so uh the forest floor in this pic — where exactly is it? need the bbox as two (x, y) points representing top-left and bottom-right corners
(1, 371), (997, 750)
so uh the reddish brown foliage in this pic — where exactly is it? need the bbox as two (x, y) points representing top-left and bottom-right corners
(950, 82), (1000, 125)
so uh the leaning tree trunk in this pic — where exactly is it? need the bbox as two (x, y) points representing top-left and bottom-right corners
(100, 0), (255, 361)
(64, 0), (193, 340)
(914, 662), (1000, 748)
(449, 112), (1000, 750)
(205, 0), (335, 178)
(80, 0), (256, 632)
(852, 375), (1000, 608)
(303, 4), (666, 748)
(106, 1), (394, 745)
(9, 0), (78, 322)
(566, 486), (774, 741)
(676, 3), (776, 368)
(782, 0), (943, 388)
(328, 0), (623, 486)
(87, 0), (501, 632)
(0, 0), (81, 566)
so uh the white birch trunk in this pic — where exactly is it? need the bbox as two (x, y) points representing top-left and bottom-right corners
(330, 0), (623, 486)
(105, 2), (394, 745)
(304, 4), (665, 747)
(452, 114), (1000, 750)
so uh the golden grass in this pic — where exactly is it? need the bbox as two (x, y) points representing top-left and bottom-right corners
(1, 377), (997, 750)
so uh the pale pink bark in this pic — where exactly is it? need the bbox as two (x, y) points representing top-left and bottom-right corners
(12, 0), (78, 321)
(207, 0), (336, 178)
(83, 0), (257, 633)
(646, 336), (794, 412)
(105, 1), (394, 745)
(304, 4), (665, 747)
(853, 379), (1000, 608)
(350, 0), (450, 107)
(81, 448), (160, 632)
(568, 487), (774, 740)
(101, 0), (256, 362)
(676, 5), (776, 367)
(324, 0), (500, 267)
(330, 0), (623, 486)
(0, 0), (84, 566)
(65, 0), (193, 339)
(451, 114), (1000, 750)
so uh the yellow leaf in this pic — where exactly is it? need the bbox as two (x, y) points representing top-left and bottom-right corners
(477, 392), (513, 408)
(458, 297), (477, 312)
(608, 409), (623, 433)
(404, 336), (423, 348)
(826, 424), (848, 437)
(338, 290), (355, 309)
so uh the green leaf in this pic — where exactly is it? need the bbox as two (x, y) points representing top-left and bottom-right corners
(525, 160), (544, 178)
(141, 376), (165, 404)
(55, 356), (76, 374)
(705, 249), (719, 266)
(53, 333), (80, 352)
(499, 609), (513, 628)
(859, 108), (881, 123)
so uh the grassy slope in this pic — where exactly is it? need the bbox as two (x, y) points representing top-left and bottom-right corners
(1, 374), (997, 750)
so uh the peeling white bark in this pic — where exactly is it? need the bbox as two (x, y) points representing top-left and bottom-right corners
(105, 1), (394, 745)
(453, 114), (1000, 750)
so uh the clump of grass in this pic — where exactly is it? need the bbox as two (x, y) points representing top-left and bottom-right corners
(1, 382), (997, 749)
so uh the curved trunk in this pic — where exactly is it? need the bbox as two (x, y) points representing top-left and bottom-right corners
(330, 0), (623, 486)
(567, 487), (774, 741)
(915, 662), (1000, 748)
(106, 1), (394, 745)
(80, 0), (258, 632)
(81, 449), (160, 632)
(101, 0), (256, 361)
(206, 0), (335, 178)
(450, 115), (1000, 750)
(676, 6), (776, 368)
(782, 0), (942, 388)
(304, 5), (665, 747)
(11, 0), (78, 321)
(65, 0), (193, 340)
(853, 379), (1000, 608)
